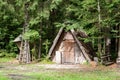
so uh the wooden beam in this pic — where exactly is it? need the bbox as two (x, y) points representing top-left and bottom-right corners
(71, 30), (91, 62)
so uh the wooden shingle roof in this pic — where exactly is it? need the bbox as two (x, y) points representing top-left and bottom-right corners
(13, 35), (22, 42)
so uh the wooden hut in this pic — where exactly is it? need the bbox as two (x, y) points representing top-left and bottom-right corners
(48, 28), (95, 64)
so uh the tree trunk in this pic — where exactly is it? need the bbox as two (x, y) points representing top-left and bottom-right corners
(19, 2), (31, 63)
(38, 26), (42, 59)
(118, 36), (120, 57)
(38, 1), (44, 59)
(117, 25), (120, 65)
(24, 2), (31, 63)
(24, 40), (31, 63)
(97, 0), (102, 55)
(104, 27), (111, 62)
(115, 25), (119, 55)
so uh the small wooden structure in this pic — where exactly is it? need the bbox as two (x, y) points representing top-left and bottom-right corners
(101, 54), (113, 66)
(13, 35), (31, 63)
(13, 35), (22, 61)
(13, 35), (22, 50)
(48, 28), (95, 64)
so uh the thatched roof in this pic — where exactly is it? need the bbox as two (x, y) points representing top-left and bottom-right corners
(13, 35), (22, 42)
(48, 28), (92, 62)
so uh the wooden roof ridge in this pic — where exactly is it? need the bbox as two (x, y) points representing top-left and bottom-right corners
(48, 28), (91, 62)
(48, 27), (64, 57)
(70, 29), (91, 62)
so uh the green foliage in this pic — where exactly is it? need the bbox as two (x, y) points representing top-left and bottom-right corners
(40, 9), (50, 20)
(50, 0), (63, 10)
(0, 50), (16, 58)
(40, 57), (54, 64)
(31, 48), (37, 61)
(43, 39), (50, 55)
(0, 0), (120, 62)
(23, 30), (40, 42)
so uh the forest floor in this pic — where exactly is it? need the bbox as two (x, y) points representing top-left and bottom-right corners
(0, 58), (120, 80)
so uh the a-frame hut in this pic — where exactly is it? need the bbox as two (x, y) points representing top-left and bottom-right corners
(48, 28), (95, 64)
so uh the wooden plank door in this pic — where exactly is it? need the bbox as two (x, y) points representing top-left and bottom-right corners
(63, 41), (75, 63)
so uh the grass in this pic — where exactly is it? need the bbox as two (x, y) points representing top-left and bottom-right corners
(25, 70), (119, 80)
(0, 57), (14, 63)
(0, 73), (10, 80)
(0, 69), (119, 80)
(0, 57), (119, 80)
(39, 59), (54, 64)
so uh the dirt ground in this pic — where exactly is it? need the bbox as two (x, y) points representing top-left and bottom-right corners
(0, 60), (119, 80)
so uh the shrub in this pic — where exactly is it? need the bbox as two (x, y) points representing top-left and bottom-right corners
(0, 49), (16, 58)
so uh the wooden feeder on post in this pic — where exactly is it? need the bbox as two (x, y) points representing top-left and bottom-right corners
(13, 35), (22, 60)
(13, 35), (22, 51)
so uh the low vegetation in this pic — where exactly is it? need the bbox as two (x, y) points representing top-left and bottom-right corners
(26, 70), (119, 80)
(0, 73), (10, 80)
(0, 50), (16, 58)
(0, 70), (119, 80)
(0, 57), (15, 63)
(0, 57), (119, 80)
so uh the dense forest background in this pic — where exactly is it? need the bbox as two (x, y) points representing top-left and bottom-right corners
(0, 0), (120, 63)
